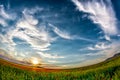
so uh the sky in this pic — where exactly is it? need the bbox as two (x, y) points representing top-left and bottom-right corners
(0, 0), (120, 69)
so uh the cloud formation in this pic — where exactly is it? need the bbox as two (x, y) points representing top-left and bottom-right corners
(0, 7), (62, 61)
(49, 23), (93, 42)
(0, 5), (11, 19)
(88, 42), (111, 51)
(37, 52), (64, 59)
(72, 0), (118, 37)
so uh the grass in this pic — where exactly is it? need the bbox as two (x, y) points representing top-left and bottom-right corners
(0, 55), (120, 80)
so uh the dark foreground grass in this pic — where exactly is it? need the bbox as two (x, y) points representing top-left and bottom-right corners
(0, 56), (120, 80)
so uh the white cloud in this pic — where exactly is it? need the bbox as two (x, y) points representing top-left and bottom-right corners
(0, 18), (7, 27)
(22, 7), (43, 15)
(0, 32), (16, 52)
(88, 42), (111, 51)
(117, 35), (120, 37)
(0, 8), (57, 60)
(0, 5), (9, 27)
(12, 27), (52, 50)
(87, 41), (120, 56)
(0, 5), (11, 19)
(49, 23), (93, 42)
(104, 35), (111, 41)
(47, 60), (58, 63)
(48, 23), (72, 39)
(0, 5), (16, 27)
(14, 13), (54, 51)
(22, 9), (39, 25)
(72, 0), (118, 36)
(37, 52), (64, 59)
(0, 5), (15, 20)
(53, 26), (72, 40)
(99, 35), (111, 41)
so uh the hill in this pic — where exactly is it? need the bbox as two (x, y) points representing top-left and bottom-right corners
(0, 53), (120, 80)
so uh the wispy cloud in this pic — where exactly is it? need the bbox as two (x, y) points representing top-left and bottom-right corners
(47, 60), (59, 63)
(0, 7), (59, 60)
(0, 5), (16, 20)
(0, 5), (11, 19)
(99, 35), (111, 41)
(49, 23), (93, 42)
(49, 23), (72, 39)
(0, 5), (9, 27)
(72, 0), (118, 40)
(88, 42), (111, 51)
(37, 52), (64, 59)
(11, 9), (55, 51)
(0, 5), (16, 27)
(0, 18), (7, 27)
(117, 34), (120, 37)
(0, 6), (67, 64)
(90, 42), (120, 56)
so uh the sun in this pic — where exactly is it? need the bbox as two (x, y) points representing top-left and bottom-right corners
(31, 58), (39, 65)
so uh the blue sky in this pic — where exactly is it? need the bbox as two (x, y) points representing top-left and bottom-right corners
(0, 0), (120, 69)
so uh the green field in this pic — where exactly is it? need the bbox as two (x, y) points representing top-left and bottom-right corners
(0, 55), (120, 80)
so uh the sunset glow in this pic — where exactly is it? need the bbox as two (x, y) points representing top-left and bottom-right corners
(31, 58), (40, 65)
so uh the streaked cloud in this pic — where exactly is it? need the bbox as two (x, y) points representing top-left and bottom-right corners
(0, 5), (11, 19)
(104, 35), (111, 41)
(88, 42), (111, 51)
(11, 9), (54, 51)
(52, 26), (72, 40)
(72, 0), (118, 39)
(0, 5), (16, 20)
(0, 7), (58, 60)
(117, 35), (120, 37)
(0, 5), (16, 27)
(47, 60), (59, 63)
(0, 18), (7, 27)
(49, 23), (72, 39)
(37, 52), (64, 59)
(49, 23), (93, 42)
(99, 35), (111, 41)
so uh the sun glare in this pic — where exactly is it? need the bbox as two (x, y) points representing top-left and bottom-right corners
(31, 58), (39, 65)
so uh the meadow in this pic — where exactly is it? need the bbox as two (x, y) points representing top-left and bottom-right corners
(0, 54), (120, 80)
